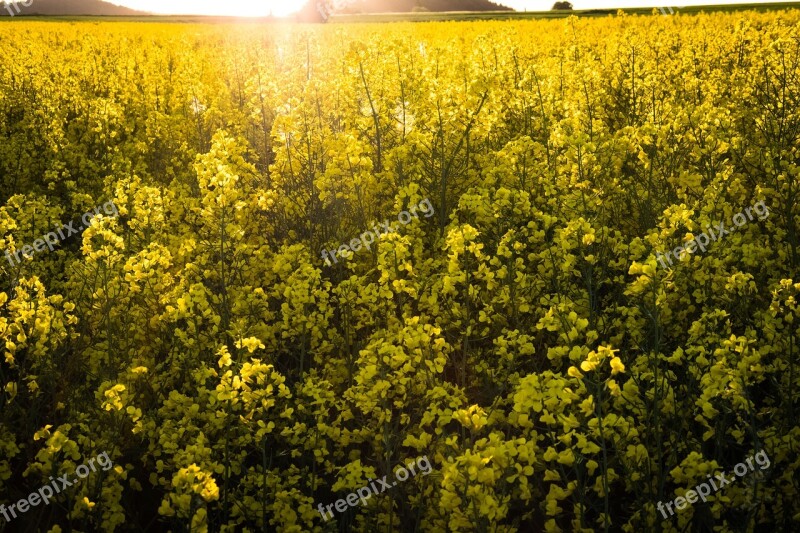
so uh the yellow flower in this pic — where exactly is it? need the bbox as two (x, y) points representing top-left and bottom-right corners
(235, 337), (265, 353)
(33, 425), (53, 441)
(567, 366), (584, 379)
(217, 347), (232, 368)
(580, 396), (595, 416)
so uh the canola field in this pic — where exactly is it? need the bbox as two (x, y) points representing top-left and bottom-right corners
(1, 10), (800, 532)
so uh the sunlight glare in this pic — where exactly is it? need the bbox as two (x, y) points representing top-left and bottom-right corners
(124, 0), (308, 17)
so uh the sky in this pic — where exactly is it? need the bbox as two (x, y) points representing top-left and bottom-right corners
(106, 0), (784, 17)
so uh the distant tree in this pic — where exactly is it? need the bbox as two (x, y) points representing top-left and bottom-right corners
(552, 1), (573, 9)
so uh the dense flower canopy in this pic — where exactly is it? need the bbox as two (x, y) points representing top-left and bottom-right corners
(1, 9), (799, 532)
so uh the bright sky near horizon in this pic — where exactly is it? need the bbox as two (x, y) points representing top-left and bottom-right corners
(107, 0), (784, 17)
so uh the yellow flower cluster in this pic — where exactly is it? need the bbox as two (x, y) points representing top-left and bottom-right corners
(1, 7), (799, 532)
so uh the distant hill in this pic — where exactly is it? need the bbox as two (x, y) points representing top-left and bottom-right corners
(0, 0), (512, 19)
(0, 0), (512, 20)
(297, 0), (513, 22)
(0, 0), (146, 16)
(340, 0), (513, 12)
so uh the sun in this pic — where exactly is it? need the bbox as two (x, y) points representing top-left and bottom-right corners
(230, 1), (304, 17)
